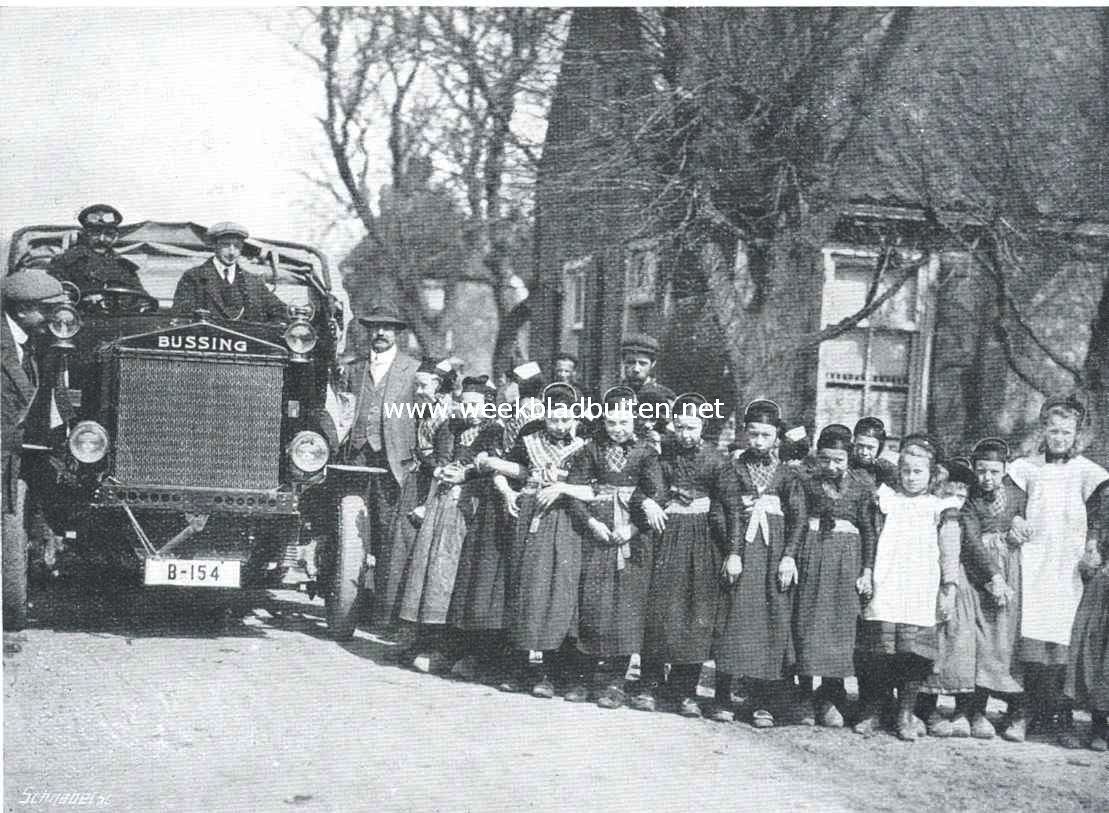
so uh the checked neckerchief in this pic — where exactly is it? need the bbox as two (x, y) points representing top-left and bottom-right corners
(747, 456), (778, 495)
(603, 438), (635, 473)
(982, 484), (1009, 518)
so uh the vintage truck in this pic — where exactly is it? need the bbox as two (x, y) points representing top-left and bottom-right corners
(6, 221), (369, 637)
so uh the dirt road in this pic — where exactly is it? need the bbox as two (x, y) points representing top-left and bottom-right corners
(4, 581), (1106, 812)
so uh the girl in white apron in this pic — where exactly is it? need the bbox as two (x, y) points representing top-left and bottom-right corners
(1007, 395), (1108, 743)
(854, 434), (963, 742)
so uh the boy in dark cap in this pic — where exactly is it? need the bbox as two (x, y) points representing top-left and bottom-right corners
(712, 398), (805, 728)
(619, 333), (675, 401)
(48, 204), (147, 297)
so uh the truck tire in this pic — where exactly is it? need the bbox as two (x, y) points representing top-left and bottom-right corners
(2, 483), (29, 631)
(326, 494), (367, 641)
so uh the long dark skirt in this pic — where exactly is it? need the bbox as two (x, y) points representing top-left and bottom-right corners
(714, 513), (794, 680)
(508, 492), (582, 651)
(398, 481), (474, 625)
(643, 511), (721, 663)
(376, 469), (432, 624)
(449, 480), (509, 631)
(1066, 569), (1109, 710)
(857, 619), (939, 663)
(793, 525), (862, 678)
(975, 533), (1023, 694)
(922, 564), (978, 693)
(577, 500), (653, 657)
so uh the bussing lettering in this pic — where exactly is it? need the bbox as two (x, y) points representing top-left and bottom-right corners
(157, 335), (249, 352)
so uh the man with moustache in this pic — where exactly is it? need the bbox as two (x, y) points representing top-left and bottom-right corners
(48, 204), (147, 296)
(339, 303), (420, 616)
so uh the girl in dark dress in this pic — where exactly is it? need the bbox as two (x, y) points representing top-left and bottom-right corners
(1063, 479), (1109, 752)
(399, 377), (502, 673)
(957, 438), (1030, 741)
(631, 394), (740, 718)
(713, 399), (804, 729)
(476, 383), (590, 697)
(789, 424), (874, 728)
(916, 457), (1015, 738)
(378, 359), (453, 642)
(565, 386), (667, 709)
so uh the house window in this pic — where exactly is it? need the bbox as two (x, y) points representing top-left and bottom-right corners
(623, 240), (659, 336)
(815, 248), (937, 448)
(561, 256), (591, 354)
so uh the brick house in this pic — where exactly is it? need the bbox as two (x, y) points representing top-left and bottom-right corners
(529, 8), (1109, 454)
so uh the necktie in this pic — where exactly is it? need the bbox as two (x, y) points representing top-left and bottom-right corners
(20, 341), (36, 388)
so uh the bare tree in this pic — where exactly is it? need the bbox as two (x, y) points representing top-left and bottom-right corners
(293, 7), (567, 367)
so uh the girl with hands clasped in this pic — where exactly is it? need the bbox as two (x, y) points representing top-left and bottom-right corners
(711, 399), (805, 729)
(473, 383), (590, 698)
(788, 425), (876, 729)
(397, 376), (502, 674)
(630, 394), (742, 718)
(853, 434), (964, 742)
(560, 386), (666, 710)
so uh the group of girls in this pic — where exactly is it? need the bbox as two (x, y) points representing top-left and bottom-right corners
(370, 359), (1108, 751)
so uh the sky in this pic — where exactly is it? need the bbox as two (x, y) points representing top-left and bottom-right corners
(0, 7), (375, 267)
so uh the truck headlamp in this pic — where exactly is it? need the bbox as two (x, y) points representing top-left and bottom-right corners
(68, 420), (108, 464)
(289, 430), (328, 474)
(283, 321), (317, 361)
(48, 303), (82, 348)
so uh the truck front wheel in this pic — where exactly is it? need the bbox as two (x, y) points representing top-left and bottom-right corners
(325, 494), (367, 641)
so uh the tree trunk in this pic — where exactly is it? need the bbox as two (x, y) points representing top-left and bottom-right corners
(1084, 271), (1109, 463)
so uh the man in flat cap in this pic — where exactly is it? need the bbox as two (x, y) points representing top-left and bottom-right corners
(619, 332), (675, 401)
(2, 270), (69, 631)
(618, 332), (675, 443)
(48, 204), (148, 297)
(172, 222), (286, 321)
(336, 303), (420, 620)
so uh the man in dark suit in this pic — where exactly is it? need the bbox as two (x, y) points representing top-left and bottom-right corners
(2, 269), (68, 632)
(48, 203), (147, 297)
(339, 303), (419, 615)
(171, 222), (287, 321)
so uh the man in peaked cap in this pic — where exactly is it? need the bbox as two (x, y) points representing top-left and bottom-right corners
(48, 204), (148, 298)
(2, 270), (69, 632)
(171, 222), (287, 322)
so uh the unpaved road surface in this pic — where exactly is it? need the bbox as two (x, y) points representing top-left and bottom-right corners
(4, 580), (1107, 812)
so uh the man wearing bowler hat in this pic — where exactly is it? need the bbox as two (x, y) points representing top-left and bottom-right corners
(338, 303), (420, 618)
(48, 204), (147, 296)
(2, 269), (69, 632)
(172, 222), (287, 321)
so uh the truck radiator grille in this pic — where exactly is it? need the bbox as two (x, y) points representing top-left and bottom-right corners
(112, 352), (284, 490)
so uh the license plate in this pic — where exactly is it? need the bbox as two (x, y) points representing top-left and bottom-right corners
(144, 559), (241, 588)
